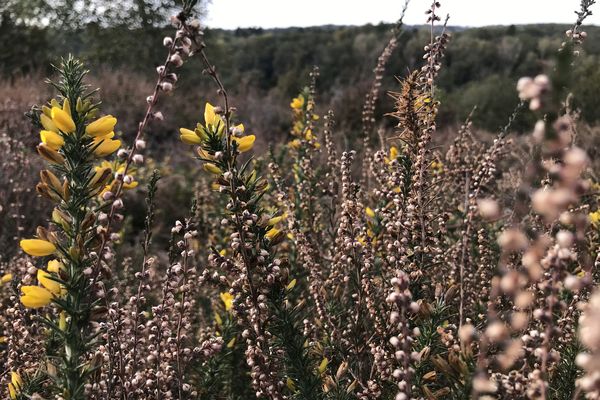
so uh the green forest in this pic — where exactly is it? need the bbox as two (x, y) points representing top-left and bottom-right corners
(3, 6), (600, 140)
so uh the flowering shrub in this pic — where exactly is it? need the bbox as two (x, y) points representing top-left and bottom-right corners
(2, 0), (600, 399)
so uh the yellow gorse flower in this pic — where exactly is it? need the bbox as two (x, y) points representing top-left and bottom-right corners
(268, 213), (287, 226)
(47, 259), (64, 273)
(20, 266), (65, 308)
(290, 95), (305, 110)
(40, 113), (59, 132)
(40, 130), (65, 150)
(204, 102), (222, 130)
(265, 227), (280, 240)
(20, 239), (56, 257)
(220, 292), (234, 311)
(10, 372), (22, 391)
(92, 133), (121, 157)
(37, 269), (64, 296)
(86, 115), (117, 137)
(385, 146), (399, 164)
(430, 160), (444, 174)
(20, 285), (54, 308)
(8, 383), (17, 400)
(233, 134), (256, 152)
(1, 273), (12, 284)
(8, 371), (22, 399)
(590, 210), (600, 226)
(51, 106), (76, 133)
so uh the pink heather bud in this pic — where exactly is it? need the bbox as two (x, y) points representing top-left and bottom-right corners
(135, 140), (146, 150)
(534, 74), (550, 90)
(146, 95), (154, 104)
(113, 199), (124, 209)
(477, 198), (500, 220)
(163, 36), (173, 47)
(102, 191), (114, 201)
(160, 82), (173, 92)
(153, 111), (164, 121)
(117, 149), (128, 159)
(156, 65), (166, 74)
(182, 37), (192, 47)
(133, 154), (144, 165)
(169, 53), (183, 67)
(189, 19), (200, 29)
(556, 230), (574, 248)
(124, 175), (133, 184)
(564, 275), (582, 291)
(529, 97), (541, 111)
(166, 73), (178, 82)
(179, 45), (191, 56)
(110, 233), (120, 241)
(98, 212), (108, 222)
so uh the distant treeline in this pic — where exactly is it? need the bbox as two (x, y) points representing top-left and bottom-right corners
(3, 12), (600, 135)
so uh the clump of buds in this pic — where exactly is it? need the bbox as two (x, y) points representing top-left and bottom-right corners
(516, 74), (550, 110)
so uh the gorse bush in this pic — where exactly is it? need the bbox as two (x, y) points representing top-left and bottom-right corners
(2, 0), (600, 399)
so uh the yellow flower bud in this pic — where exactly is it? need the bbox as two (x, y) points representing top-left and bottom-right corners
(62, 98), (72, 117)
(179, 128), (202, 145)
(286, 278), (297, 291)
(20, 239), (56, 257)
(365, 207), (375, 218)
(318, 358), (329, 374)
(8, 383), (17, 400)
(267, 213), (286, 226)
(203, 163), (222, 175)
(1, 273), (12, 284)
(59, 311), (67, 331)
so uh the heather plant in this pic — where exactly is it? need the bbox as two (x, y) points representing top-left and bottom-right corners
(3, 0), (600, 399)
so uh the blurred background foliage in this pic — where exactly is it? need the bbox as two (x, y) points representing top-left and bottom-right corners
(2, 0), (600, 141)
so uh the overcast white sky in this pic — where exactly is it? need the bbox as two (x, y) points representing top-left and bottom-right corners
(205, 0), (600, 29)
